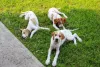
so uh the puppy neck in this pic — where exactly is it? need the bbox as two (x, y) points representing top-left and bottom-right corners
(26, 26), (32, 32)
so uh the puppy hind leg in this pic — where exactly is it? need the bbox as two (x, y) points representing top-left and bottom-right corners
(54, 9), (68, 18)
(62, 25), (66, 29)
(73, 33), (82, 42)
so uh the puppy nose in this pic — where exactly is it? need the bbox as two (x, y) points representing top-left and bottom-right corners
(55, 38), (58, 42)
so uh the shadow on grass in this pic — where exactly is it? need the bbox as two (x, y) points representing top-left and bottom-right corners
(0, 9), (100, 67)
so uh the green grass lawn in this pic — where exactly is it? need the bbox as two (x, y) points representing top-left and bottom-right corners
(0, 0), (100, 67)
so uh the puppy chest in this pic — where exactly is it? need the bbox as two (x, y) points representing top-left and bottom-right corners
(52, 43), (59, 49)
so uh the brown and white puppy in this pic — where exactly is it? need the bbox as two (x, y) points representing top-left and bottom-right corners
(45, 29), (82, 66)
(48, 7), (68, 30)
(20, 11), (50, 39)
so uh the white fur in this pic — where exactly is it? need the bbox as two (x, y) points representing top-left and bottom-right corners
(48, 7), (68, 30)
(45, 29), (82, 66)
(20, 11), (50, 38)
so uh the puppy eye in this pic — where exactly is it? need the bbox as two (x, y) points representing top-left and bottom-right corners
(55, 34), (57, 36)
(23, 32), (25, 34)
(59, 35), (61, 37)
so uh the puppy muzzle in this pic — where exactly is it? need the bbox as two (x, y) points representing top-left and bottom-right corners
(22, 36), (26, 39)
(55, 38), (59, 42)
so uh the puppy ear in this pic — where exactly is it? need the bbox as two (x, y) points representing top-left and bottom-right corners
(52, 31), (55, 36)
(20, 29), (23, 31)
(52, 31), (56, 40)
(61, 18), (66, 24)
(60, 32), (65, 40)
(54, 19), (58, 24)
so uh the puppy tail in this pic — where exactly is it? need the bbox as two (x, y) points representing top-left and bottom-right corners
(70, 28), (79, 31)
(39, 27), (50, 31)
(62, 13), (68, 18)
(19, 12), (25, 17)
(19, 14), (25, 17)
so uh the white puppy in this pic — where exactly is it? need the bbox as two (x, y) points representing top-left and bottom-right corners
(45, 29), (82, 66)
(20, 11), (50, 39)
(48, 7), (68, 30)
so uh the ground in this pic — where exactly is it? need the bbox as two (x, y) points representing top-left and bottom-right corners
(0, 0), (100, 67)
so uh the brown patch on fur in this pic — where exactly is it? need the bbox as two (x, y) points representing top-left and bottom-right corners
(22, 29), (31, 37)
(54, 18), (60, 24)
(52, 31), (57, 40)
(54, 18), (66, 25)
(61, 18), (66, 24)
(60, 32), (65, 40)
(25, 29), (31, 35)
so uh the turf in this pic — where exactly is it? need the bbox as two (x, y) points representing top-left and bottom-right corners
(0, 0), (100, 67)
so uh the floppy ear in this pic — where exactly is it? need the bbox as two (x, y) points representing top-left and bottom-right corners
(52, 31), (55, 36)
(60, 32), (65, 40)
(54, 19), (58, 24)
(52, 31), (55, 40)
(61, 18), (66, 24)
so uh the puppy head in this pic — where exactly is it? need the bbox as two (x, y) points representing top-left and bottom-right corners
(54, 18), (61, 25)
(52, 31), (65, 43)
(20, 29), (30, 39)
(54, 18), (66, 27)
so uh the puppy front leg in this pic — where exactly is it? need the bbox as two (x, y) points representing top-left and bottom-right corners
(45, 47), (52, 65)
(62, 24), (66, 29)
(56, 11), (68, 18)
(73, 38), (77, 45)
(30, 29), (38, 38)
(53, 23), (59, 30)
(52, 48), (60, 67)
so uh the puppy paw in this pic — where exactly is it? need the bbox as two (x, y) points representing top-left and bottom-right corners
(47, 28), (50, 31)
(78, 38), (82, 42)
(30, 36), (32, 38)
(45, 59), (50, 65)
(52, 61), (57, 67)
(74, 43), (77, 46)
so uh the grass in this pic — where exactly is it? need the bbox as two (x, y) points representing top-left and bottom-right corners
(0, 0), (100, 67)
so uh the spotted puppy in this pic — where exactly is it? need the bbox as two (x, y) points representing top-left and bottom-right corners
(20, 11), (50, 39)
(48, 7), (68, 30)
(45, 29), (82, 66)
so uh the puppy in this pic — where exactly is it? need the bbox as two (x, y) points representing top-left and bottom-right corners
(20, 11), (50, 39)
(48, 7), (68, 30)
(45, 29), (82, 66)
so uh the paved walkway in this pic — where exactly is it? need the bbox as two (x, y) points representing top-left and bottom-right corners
(0, 22), (44, 67)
